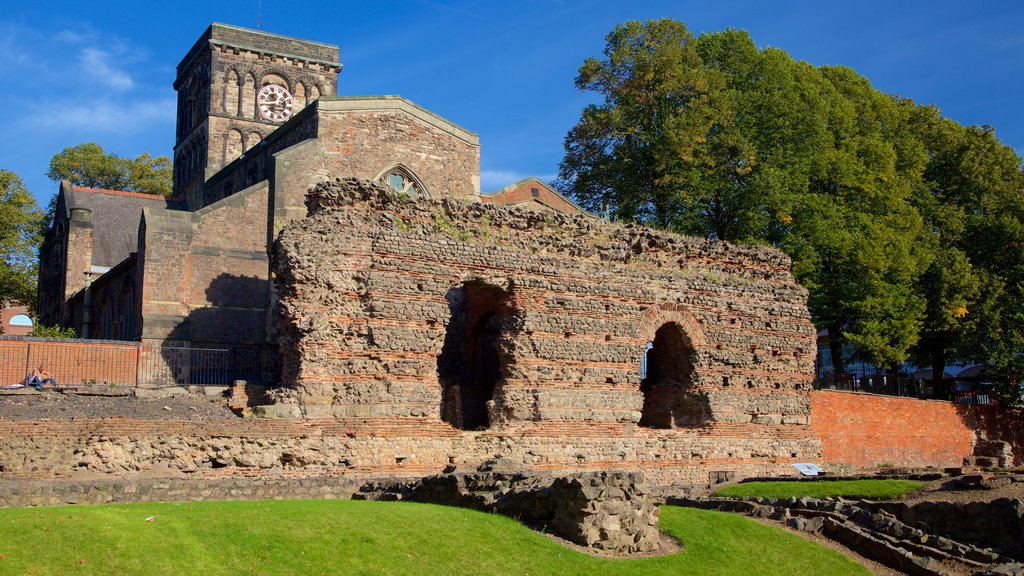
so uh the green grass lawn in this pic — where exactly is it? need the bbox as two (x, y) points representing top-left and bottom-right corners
(0, 500), (871, 575)
(713, 479), (924, 500)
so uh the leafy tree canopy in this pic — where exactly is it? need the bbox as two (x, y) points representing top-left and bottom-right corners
(559, 19), (1024, 401)
(0, 170), (43, 306)
(47, 142), (172, 197)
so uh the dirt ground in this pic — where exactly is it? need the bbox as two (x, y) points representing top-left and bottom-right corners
(0, 388), (239, 420)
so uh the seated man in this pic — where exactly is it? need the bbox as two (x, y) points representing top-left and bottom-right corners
(28, 366), (57, 389)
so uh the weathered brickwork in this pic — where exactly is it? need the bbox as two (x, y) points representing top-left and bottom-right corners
(260, 177), (821, 481)
(0, 417), (813, 485)
(2, 396), (1022, 486)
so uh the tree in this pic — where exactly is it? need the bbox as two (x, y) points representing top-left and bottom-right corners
(559, 20), (930, 380)
(47, 142), (172, 196)
(0, 170), (43, 306)
(555, 19), (721, 231)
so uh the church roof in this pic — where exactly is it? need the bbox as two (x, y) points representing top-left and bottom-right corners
(64, 185), (183, 268)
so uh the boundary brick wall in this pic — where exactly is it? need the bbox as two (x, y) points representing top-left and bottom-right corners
(811, 390), (1024, 470)
(0, 338), (138, 387)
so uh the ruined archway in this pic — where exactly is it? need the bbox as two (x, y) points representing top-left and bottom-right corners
(638, 304), (707, 428)
(438, 280), (514, 430)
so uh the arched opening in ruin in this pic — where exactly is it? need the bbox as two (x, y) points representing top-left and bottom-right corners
(438, 281), (514, 430)
(639, 322), (699, 428)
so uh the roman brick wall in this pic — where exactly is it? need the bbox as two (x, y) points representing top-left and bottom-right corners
(811, 390), (1024, 469)
(267, 177), (820, 480)
(0, 416), (813, 485)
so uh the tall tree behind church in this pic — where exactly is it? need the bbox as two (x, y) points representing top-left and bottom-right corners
(47, 143), (172, 196)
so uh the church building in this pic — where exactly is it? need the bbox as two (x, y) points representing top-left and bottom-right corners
(37, 23), (586, 380)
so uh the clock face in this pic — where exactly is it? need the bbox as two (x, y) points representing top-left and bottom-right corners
(257, 84), (294, 123)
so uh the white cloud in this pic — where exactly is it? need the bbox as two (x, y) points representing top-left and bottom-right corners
(480, 169), (556, 192)
(22, 96), (176, 132)
(56, 28), (98, 45)
(79, 47), (134, 91)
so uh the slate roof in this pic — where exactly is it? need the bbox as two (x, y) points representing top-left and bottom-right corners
(64, 187), (184, 268)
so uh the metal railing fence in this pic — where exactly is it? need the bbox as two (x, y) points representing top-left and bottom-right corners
(0, 337), (280, 388)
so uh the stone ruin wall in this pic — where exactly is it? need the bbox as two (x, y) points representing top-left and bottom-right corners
(265, 177), (821, 483)
(0, 178), (821, 486)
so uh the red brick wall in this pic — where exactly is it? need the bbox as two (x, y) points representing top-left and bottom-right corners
(0, 306), (32, 337)
(810, 390), (1020, 469)
(0, 338), (138, 387)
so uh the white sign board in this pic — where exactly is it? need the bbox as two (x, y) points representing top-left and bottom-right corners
(792, 463), (824, 476)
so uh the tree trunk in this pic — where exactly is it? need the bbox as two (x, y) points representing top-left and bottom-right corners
(930, 344), (947, 400)
(827, 323), (844, 387)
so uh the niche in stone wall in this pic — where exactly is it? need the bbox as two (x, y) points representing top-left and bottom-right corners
(438, 280), (516, 430)
(639, 321), (707, 428)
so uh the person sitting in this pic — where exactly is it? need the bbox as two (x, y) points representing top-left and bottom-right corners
(28, 366), (57, 389)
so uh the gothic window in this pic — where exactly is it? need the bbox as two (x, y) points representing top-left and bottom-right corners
(379, 166), (426, 198)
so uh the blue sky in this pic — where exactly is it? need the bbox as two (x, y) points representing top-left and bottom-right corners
(2, 0), (1022, 207)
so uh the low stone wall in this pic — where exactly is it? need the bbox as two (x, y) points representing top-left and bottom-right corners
(0, 417), (812, 486)
(379, 470), (661, 554)
(864, 497), (1024, 561)
(0, 476), (360, 508)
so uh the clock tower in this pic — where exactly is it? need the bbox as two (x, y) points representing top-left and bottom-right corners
(172, 23), (341, 202)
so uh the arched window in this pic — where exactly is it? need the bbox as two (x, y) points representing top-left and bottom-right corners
(246, 131), (262, 152)
(224, 69), (240, 115)
(224, 129), (244, 165)
(377, 165), (428, 198)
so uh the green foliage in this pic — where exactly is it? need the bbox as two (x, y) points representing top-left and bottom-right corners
(0, 501), (871, 575)
(714, 479), (924, 500)
(0, 170), (43, 307)
(29, 324), (77, 338)
(47, 142), (172, 196)
(559, 19), (1024, 386)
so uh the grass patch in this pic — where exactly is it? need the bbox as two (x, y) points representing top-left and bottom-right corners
(714, 479), (923, 500)
(0, 500), (871, 575)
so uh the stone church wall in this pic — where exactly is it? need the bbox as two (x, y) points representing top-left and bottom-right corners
(139, 182), (271, 347)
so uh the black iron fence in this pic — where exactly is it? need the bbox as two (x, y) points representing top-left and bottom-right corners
(813, 373), (997, 405)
